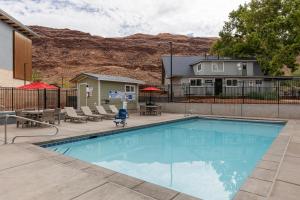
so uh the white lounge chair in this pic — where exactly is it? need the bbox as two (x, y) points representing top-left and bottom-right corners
(64, 107), (88, 123)
(109, 105), (119, 114)
(95, 105), (116, 119)
(81, 106), (103, 121)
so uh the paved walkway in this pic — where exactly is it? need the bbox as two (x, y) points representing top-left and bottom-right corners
(234, 119), (300, 200)
(0, 113), (300, 200)
(0, 113), (198, 200)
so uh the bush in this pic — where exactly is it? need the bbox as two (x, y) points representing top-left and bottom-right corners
(246, 91), (278, 100)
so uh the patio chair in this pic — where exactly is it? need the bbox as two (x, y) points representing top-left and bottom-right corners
(95, 105), (116, 119)
(113, 109), (128, 127)
(81, 106), (103, 121)
(109, 105), (119, 114)
(156, 105), (162, 116)
(64, 107), (88, 123)
(39, 109), (55, 125)
(15, 110), (30, 128)
(140, 105), (146, 116)
(54, 108), (61, 124)
(109, 105), (129, 118)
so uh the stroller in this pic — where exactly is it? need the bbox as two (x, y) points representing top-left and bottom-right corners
(113, 109), (128, 127)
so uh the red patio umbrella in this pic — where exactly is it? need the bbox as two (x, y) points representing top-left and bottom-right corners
(141, 87), (161, 105)
(18, 82), (58, 89)
(141, 87), (161, 92)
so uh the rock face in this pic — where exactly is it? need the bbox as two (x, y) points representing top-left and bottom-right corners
(30, 26), (217, 85)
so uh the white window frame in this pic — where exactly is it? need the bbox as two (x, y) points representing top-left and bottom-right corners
(211, 62), (224, 72)
(189, 78), (203, 87)
(255, 80), (263, 86)
(249, 80), (254, 87)
(125, 84), (135, 93)
(226, 79), (238, 87)
(196, 63), (202, 72)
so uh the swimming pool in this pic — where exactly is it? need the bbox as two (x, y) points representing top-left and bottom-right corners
(45, 118), (284, 200)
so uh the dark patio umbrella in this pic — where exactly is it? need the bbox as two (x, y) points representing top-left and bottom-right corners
(141, 87), (161, 105)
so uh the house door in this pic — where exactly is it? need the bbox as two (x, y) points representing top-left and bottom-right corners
(242, 63), (247, 76)
(215, 79), (223, 95)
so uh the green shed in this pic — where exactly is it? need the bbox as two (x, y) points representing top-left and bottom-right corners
(70, 73), (144, 112)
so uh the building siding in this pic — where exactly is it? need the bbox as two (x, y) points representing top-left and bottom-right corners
(100, 81), (138, 111)
(0, 20), (33, 87)
(0, 20), (13, 70)
(77, 77), (99, 110)
(76, 77), (139, 112)
(193, 61), (255, 76)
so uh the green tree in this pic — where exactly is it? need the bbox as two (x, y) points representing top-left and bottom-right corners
(32, 69), (42, 82)
(211, 0), (300, 75)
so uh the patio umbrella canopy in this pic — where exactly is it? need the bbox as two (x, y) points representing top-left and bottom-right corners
(17, 82), (58, 89)
(141, 87), (161, 92)
(141, 86), (161, 105)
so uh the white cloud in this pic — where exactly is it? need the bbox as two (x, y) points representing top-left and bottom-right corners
(0, 0), (249, 37)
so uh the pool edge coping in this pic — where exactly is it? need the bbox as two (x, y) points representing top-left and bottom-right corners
(31, 115), (289, 200)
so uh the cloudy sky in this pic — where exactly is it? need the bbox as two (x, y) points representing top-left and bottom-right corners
(0, 0), (249, 37)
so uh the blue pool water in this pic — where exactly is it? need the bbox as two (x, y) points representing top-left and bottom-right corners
(46, 118), (284, 200)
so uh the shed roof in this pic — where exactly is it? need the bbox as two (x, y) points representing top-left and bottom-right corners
(0, 9), (39, 38)
(70, 73), (145, 84)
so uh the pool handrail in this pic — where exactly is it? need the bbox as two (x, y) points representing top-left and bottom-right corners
(2, 114), (59, 144)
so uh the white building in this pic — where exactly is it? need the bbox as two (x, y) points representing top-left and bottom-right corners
(0, 9), (38, 87)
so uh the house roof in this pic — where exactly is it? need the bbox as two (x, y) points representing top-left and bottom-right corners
(0, 9), (39, 38)
(70, 73), (145, 84)
(190, 57), (257, 66)
(162, 55), (204, 78)
(162, 55), (262, 78)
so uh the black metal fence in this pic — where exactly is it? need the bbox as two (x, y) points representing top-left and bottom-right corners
(0, 88), (77, 111)
(139, 80), (300, 104)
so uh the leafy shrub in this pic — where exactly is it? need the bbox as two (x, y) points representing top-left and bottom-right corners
(246, 91), (278, 100)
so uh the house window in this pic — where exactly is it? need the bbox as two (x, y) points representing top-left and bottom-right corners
(196, 63), (202, 72)
(204, 79), (213, 86)
(125, 85), (135, 93)
(226, 79), (238, 87)
(249, 81), (254, 87)
(190, 79), (202, 87)
(212, 62), (224, 72)
(256, 80), (263, 86)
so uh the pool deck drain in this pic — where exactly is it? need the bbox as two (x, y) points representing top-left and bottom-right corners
(0, 113), (300, 200)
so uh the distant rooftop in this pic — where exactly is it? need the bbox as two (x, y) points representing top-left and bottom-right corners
(161, 55), (259, 78)
(71, 73), (145, 84)
(0, 8), (39, 38)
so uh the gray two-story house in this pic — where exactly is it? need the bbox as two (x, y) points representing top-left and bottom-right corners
(161, 55), (275, 96)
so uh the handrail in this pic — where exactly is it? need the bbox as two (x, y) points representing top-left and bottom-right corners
(3, 114), (59, 144)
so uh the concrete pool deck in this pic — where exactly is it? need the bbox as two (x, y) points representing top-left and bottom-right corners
(0, 113), (300, 200)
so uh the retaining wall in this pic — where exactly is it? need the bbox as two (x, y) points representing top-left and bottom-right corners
(159, 103), (300, 119)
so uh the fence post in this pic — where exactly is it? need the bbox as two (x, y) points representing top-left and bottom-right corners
(188, 84), (191, 103)
(277, 80), (280, 117)
(57, 88), (61, 108)
(11, 88), (14, 111)
(37, 89), (40, 110)
(66, 90), (68, 107)
(44, 89), (47, 109)
(242, 81), (245, 104)
(214, 86), (216, 103)
(277, 80), (280, 104)
(167, 84), (170, 102)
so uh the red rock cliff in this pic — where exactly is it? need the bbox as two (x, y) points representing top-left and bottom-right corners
(30, 26), (217, 85)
